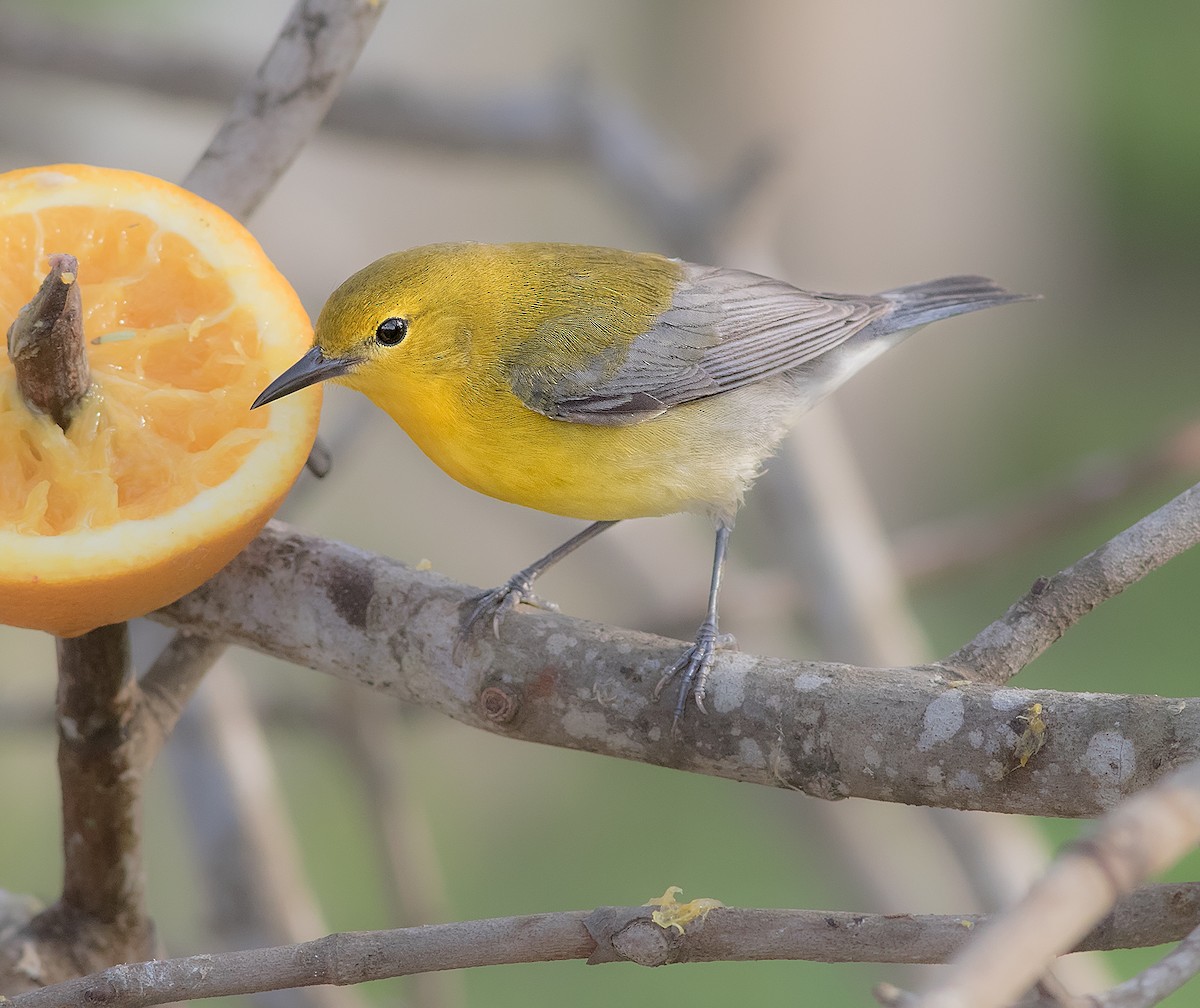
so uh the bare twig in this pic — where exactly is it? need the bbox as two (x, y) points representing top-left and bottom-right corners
(4, 911), (593, 1008)
(943, 480), (1200, 684)
(7, 886), (1200, 1008)
(903, 757), (1200, 1008)
(6, 254), (88, 431)
(136, 633), (225, 762)
(183, 0), (388, 220)
(198, 666), (336, 944)
(0, 627), (220, 987)
(1087, 922), (1200, 1008)
(130, 0), (391, 735)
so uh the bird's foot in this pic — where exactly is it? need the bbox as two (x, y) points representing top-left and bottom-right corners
(654, 621), (736, 730)
(454, 572), (559, 662)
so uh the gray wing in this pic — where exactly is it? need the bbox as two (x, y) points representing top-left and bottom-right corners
(509, 261), (890, 425)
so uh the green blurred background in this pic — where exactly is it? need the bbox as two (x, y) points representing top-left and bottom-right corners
(2, 1), (1200, 1005)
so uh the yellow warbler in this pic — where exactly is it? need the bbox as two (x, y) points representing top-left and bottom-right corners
(254, 243), (1032, 723)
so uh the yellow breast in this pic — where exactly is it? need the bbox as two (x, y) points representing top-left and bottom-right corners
(355, 363), (798, 523)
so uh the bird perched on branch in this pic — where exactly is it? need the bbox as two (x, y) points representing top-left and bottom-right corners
(254, 242), (1033, 726)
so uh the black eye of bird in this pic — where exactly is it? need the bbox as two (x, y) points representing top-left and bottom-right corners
(376, 317), (408, 346)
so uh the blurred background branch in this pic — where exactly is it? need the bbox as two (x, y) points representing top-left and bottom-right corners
(0, 6), (767, 259)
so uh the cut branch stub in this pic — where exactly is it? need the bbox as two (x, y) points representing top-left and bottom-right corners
(6, 253), (90, 431)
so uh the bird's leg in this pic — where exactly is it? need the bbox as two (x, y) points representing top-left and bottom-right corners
(654, 522), (736, 728)
(455, 520), (620, 659)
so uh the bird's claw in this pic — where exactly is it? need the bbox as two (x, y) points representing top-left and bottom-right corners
(454, 573), (558, 662)
(654, 622), (735, 730)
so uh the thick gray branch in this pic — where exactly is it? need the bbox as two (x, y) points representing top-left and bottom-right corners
(152, 521), (1200, 820)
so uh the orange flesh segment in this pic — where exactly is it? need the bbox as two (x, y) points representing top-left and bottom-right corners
(0, 205), (271, 535)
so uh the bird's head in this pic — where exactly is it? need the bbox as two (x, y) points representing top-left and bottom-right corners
(252, 244), (483, 411)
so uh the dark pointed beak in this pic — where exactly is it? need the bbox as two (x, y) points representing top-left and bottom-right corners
(252, 345), (360, 409)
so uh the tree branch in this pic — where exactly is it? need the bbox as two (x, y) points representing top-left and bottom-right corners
(326, 66), (770, 260)
(1086, 922), (1200, 1008)
(0, 625), (156, 993)
(0, 632), (224, 991)
(943, 479), (1200, 684)
(183, 0), (388, 220)
(6, 884), (1199, 1008)
(151, 507), (1200, 820)
(53, 626), (143, 924)
(900, 757), (1200, 1008)
(0, 8), (762, 257)
(135, 632), (226, 763)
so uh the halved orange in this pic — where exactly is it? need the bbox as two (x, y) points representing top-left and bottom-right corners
(0, 164), (320, 636)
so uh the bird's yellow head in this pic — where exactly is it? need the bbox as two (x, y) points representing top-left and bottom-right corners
(252, 243), (494, 413)
(253, 241), (684, 433)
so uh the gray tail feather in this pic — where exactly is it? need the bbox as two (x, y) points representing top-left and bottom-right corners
(878, 275), (1036, 333)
